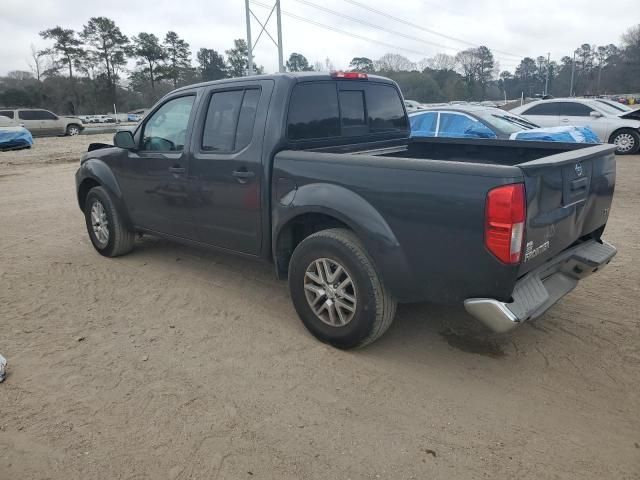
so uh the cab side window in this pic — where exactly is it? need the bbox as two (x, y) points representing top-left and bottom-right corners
(438, 113), (495, 138)
(559, 102), (594, 116)
(141, 96), (195, 152)
(409, 112), (437, 137)
(523, 103), (560, 116)
(201, 88), (261, 153)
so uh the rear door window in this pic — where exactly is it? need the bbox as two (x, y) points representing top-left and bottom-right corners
(234, 89), (261, 151)
(409, 112), (437, 137)
(438, 113), (496, 138)
(18, 110), (56, 120)
(201, 88), (261, 152)
(522, 103), (560, 116)
(558, 102), (594, 116)
(19, 111), (40, 120)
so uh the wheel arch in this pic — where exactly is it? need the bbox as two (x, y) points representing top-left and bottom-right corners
(77, 159), (132, 229)
(272, 183), (414, 300)
(608, 127), (639, 143)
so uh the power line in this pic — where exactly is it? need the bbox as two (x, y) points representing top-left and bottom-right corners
(340, 0), (523, 59)
(292, 0), (520, 66)
(250, 0), (432, 57)
(250, 0), (520, 69)
(292, 0), (458, 54)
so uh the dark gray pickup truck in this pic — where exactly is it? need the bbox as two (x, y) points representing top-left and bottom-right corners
(75, 72), (617, 348)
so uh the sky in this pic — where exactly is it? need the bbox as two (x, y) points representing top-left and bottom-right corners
(0, 0), (637, 76)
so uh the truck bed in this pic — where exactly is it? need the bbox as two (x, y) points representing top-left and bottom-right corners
(274, 138), (616, 304)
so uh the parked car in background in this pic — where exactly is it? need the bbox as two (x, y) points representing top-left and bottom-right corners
(94, 115), (116, 123)
(0, 108), (83, 137)
(510, 98), (640, 154)
(0, 115), (33, 150)
(409, 105), (539, 139)
(404, 100), (424, 112)
(410, 106), (600, 145)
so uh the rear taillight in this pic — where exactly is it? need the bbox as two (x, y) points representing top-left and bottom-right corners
(330, 71), (368, 79)
(485, 184), (526, 264)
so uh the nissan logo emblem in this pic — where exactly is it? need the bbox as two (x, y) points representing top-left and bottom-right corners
(575, 162), (583, 176)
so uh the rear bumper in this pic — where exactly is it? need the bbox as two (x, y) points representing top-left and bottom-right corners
(464, 240), (617, 333)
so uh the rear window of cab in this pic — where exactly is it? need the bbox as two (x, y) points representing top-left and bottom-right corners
(287, 81), (408, 141)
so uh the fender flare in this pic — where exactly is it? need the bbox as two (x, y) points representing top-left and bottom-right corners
(77, 158), (133, 228)
(273, 182), (414, 300)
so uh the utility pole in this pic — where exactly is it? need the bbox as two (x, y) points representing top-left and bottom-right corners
(276, 0), (284, 72)
(569, 51), (576, 97)
(245, 0), (253, 76)
(544, 52), (550, 96)
(244, 0), (285, 75)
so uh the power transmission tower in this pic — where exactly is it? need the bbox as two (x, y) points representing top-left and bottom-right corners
(569, 51), (576, 97)
(544, 52), (550, 96)
(244, 0), (285, 75)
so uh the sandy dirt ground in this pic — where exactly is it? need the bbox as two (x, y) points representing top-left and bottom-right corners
(0, 136), (639, 480)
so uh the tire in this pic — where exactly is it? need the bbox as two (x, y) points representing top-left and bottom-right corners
(288, 228), (397, 349)
(84, 186), (135, 257)
(66, 124), (81, 136)
(610, 128), (640, 155)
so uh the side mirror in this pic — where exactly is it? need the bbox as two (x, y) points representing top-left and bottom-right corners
(114, 130), (136, 150)
(590, 111), (603, 118)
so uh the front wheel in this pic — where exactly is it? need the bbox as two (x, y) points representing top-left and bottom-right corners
(66, 124), (81, 136)
(84, 186), (135, 257)
(288, 228), (397, 349)
(610, 129), (640, 155)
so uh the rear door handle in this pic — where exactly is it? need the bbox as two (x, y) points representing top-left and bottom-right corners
(232, 169), (255, 179)
(168, 166), (185, 174)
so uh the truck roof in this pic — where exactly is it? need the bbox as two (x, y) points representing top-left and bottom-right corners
(172, 71), (396, 94)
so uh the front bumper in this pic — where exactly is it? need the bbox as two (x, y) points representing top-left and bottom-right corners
(464, 240), (617, 333)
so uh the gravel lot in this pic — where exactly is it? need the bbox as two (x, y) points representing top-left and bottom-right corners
(1, 136), (639, 479)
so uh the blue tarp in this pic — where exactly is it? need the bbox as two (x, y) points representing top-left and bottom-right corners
(410, 111), (497, 139)
(509, 126), (600, 143)
(0, 127), (33, 150)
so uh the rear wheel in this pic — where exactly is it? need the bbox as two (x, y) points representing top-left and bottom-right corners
(288, 228), (396, 349)
(84, 186), (135, 257)
(66, 124), (81, 136)
(610, 129), (640, 155)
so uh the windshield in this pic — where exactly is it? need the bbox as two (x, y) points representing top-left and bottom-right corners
(475, 110), (539, 133)
(596, 99), (632, 112)
(590, 101), (622, 115)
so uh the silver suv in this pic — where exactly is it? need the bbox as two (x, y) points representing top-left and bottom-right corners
(0, 108), (84, 137)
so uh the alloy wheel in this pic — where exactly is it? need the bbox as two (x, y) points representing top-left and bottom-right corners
(90, 201), (109, 247)
(304, 258), (357, 327)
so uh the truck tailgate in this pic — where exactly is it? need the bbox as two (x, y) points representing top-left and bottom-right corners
(517, 144), (616, 276)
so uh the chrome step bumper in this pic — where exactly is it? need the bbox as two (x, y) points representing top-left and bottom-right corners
(464, 240), (617, 333)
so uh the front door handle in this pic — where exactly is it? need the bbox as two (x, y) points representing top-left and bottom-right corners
(169, 165), (185, 174)
(232, 169), (255, 179)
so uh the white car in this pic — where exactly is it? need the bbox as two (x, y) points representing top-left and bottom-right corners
(404, 100), (425, 113)
(510, 98), (640, 154)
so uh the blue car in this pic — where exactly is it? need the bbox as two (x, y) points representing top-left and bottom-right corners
(409, 105), (600, 144)
(0, 116), (33, 151)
